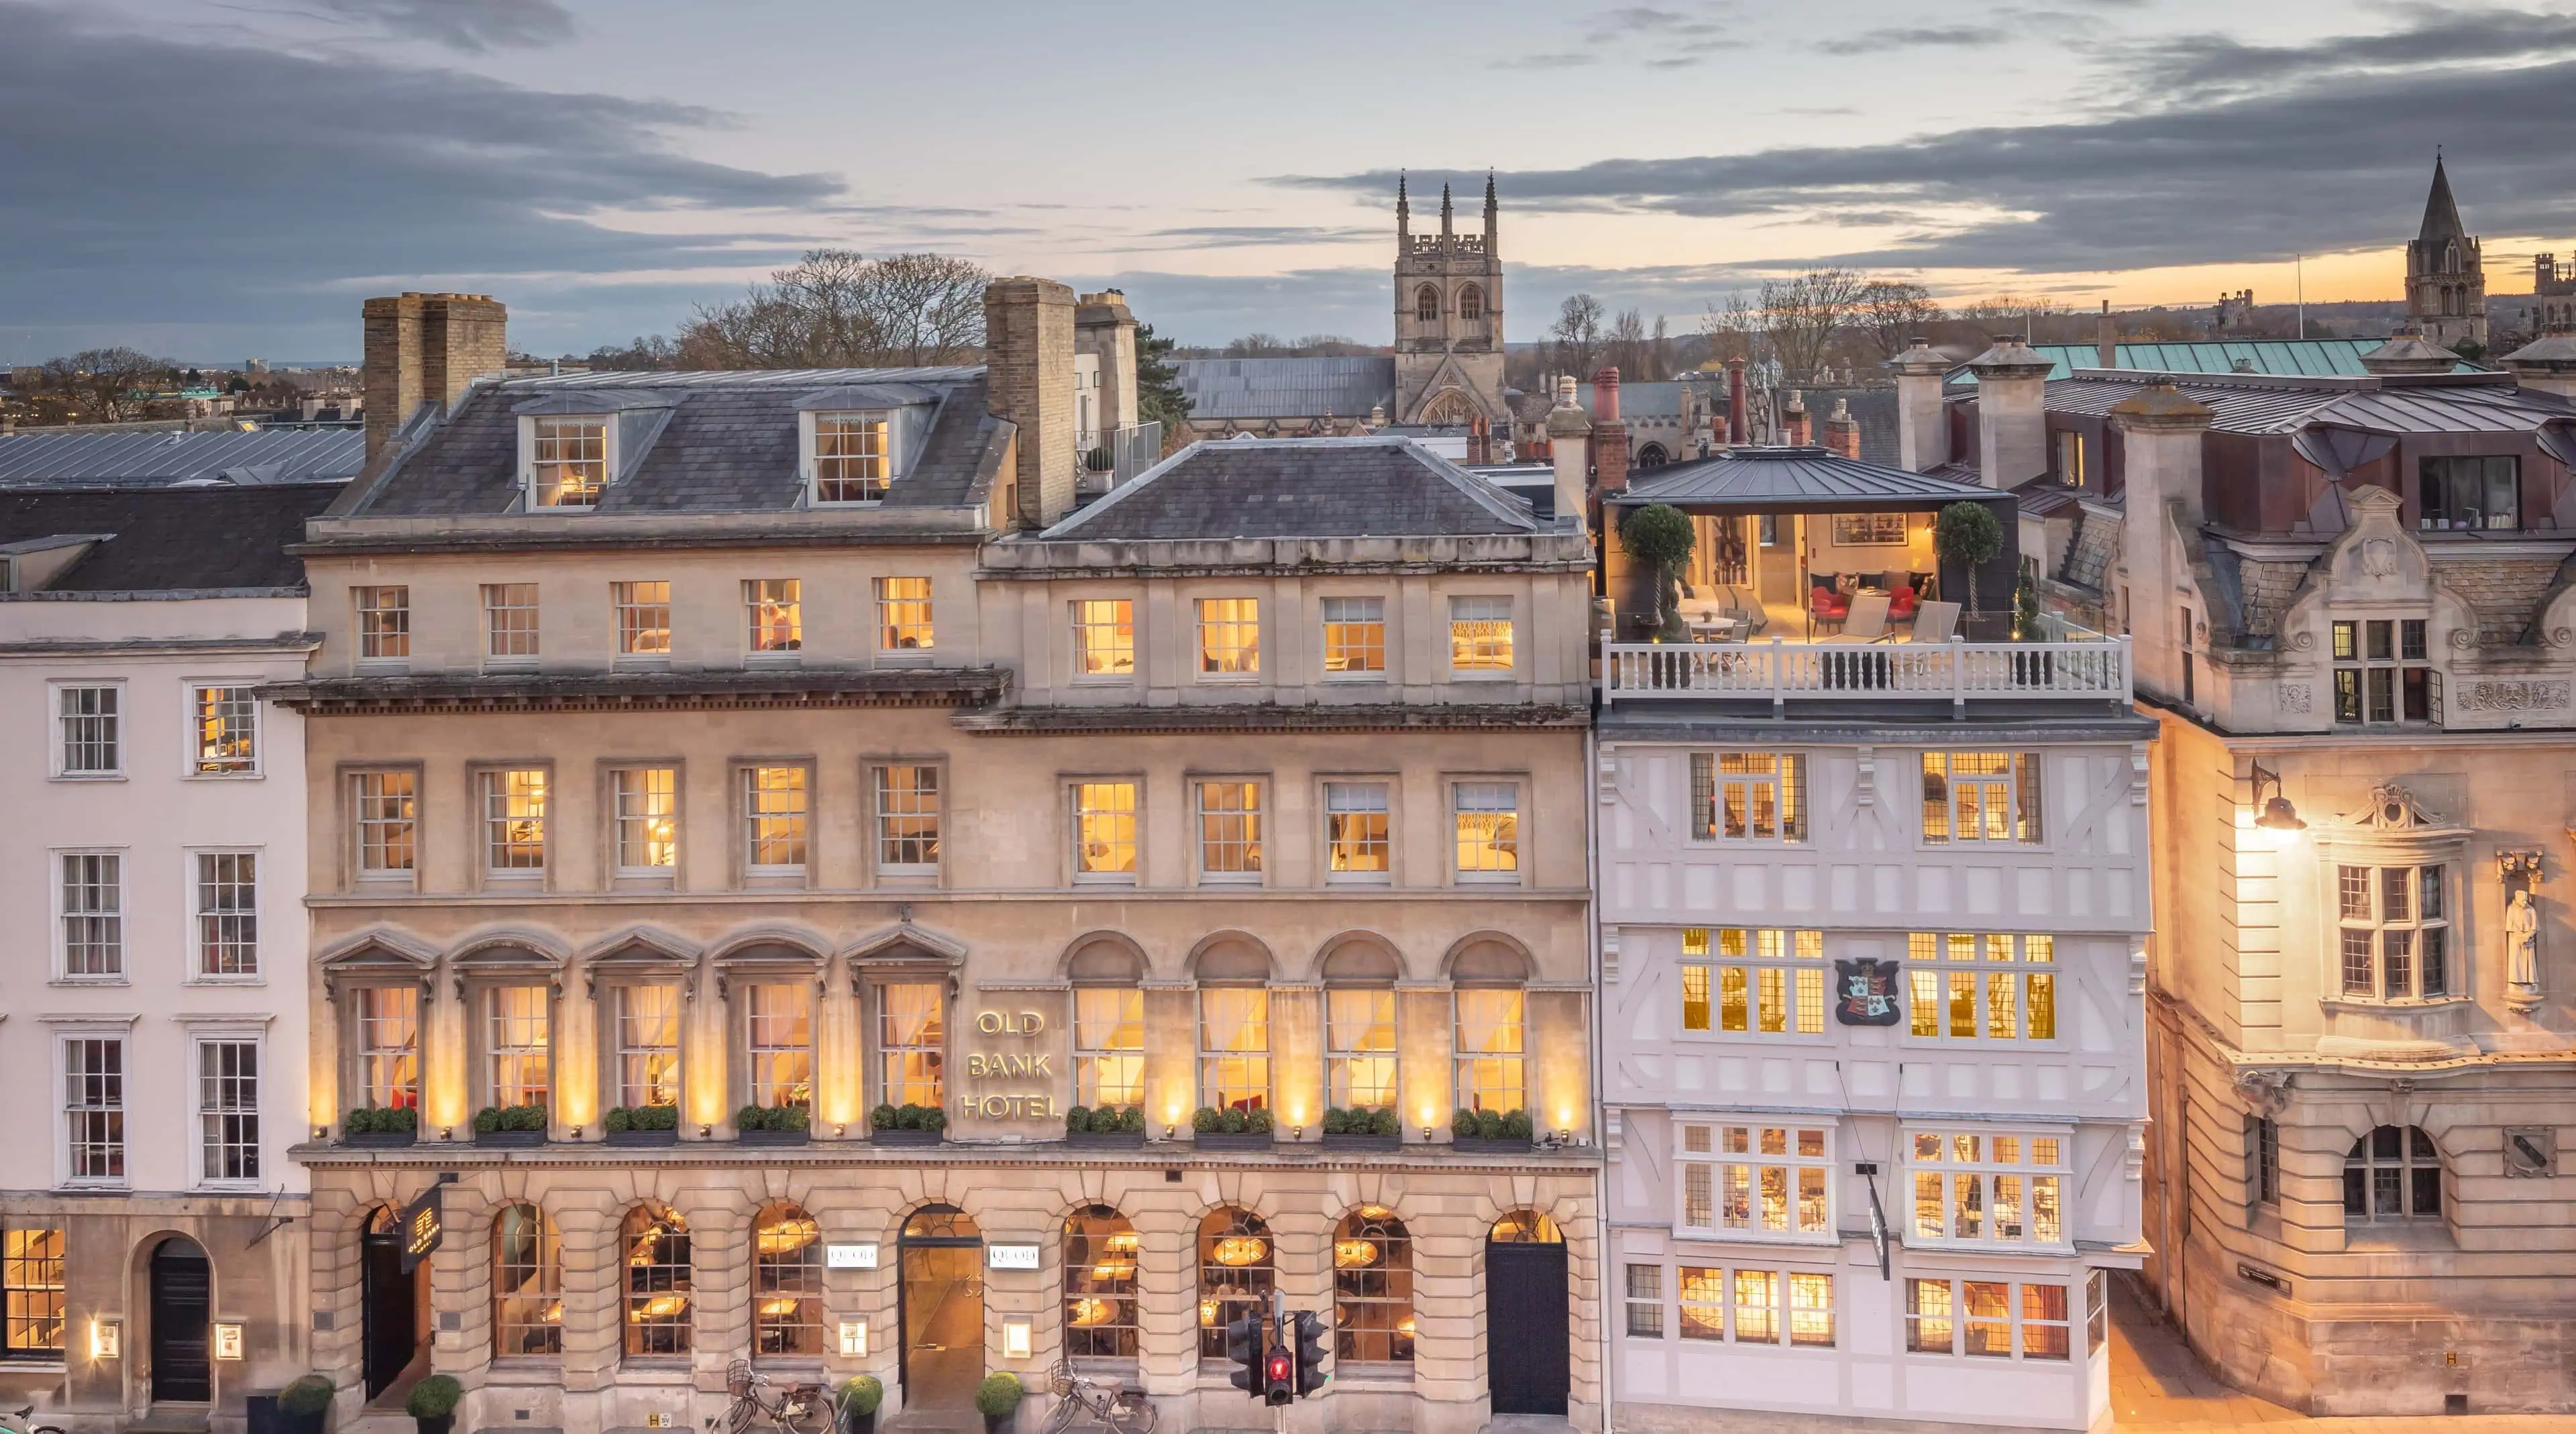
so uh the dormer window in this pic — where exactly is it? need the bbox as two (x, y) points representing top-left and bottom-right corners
(531, 417), (608, 508)
(812, 412), (892, 504)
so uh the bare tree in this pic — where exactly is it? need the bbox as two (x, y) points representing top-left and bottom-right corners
(1757, 267), (1869, 382)
(1650, 315), (1671, 382)
(1856, 279), (1944, 361)
(1550, 293), (1607, 379)
(39, 348), (179, 424)
(1698, 292), (1760, 366)
(676, 249), (989, 369)
(1957, 293), (2068, 343)
(1605, 308), (1650, 380)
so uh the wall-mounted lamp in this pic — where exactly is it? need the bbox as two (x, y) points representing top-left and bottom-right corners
(567, 1126), (583, 1141)
(1291, 1126), (1304, 1142)
(213, 1323), (245, 1361)
(833, 1124), (847, 1138)
(2251, 763), (2305, 832)
(1421, 1126), (1434, 1144)
(1001, 1317), (1032, 1360)
(837, 1320), (869, 1358)
(91, 1318), (121, 1360)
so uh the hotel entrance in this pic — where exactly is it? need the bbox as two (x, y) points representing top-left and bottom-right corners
(898, 1206), (983, 1417)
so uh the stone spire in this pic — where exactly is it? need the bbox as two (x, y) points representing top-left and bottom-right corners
(2418, 154), (2467, 243)
(1440, 182), (1454, 239)
(1483, 170), (1498, 250)
(1397, 171), (1409, 245)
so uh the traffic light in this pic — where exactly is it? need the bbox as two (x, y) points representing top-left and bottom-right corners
(1292, 1311), (1329, 1395)
(1264, 1341), (1296, 1406)
(1225, 1315), (1265, 1396)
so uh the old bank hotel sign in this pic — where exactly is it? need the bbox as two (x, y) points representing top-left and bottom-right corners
(965, 1003), (1059, 1121)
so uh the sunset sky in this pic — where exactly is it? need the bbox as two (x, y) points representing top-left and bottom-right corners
(6, 0), (2575, 362)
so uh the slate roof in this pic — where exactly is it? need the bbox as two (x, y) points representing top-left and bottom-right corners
(2041, 373), (2575, 436)
(0, 484), (341, 591)
(1172, 357), (1397, 421)
(348, 367), (1000, 518)
(1613, 445), (2002, 510)
(1040, 437), (1542, 541)
(0, 428), (364, 488)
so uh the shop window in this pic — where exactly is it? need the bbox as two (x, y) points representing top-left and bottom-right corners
(2, 1227), (66, 1360)
(1906, 1129), (2068, 1248)
(1680, 927), (1826, 1036)
(622, 1204), (692, 1357)
(1197, 1208), (1273, 1360)
(2086, 1270), (2108, 1355)
(1906, 933), (2057, 1042)
(2344, 1125), (2443, 1225)
(1065, 1206), (1139, 1361)
(1677, 1266), (1833, 1347)
(1333, 1208), (1413, 1366)
(493, 1204), (561, 1358)
(2336, 863), (2451, 999)
(1904, 1278), (2068, 1360)
(1689, 753), (1807, 843)
(2331, 619), (2436, 725)
(1921, 752), (2043, 844)
(753, 1203), (822, 1358)
(1678, 1121), (1832, 1239)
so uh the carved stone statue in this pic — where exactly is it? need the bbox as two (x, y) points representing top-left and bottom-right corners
(2506, 886), (2542, 1013)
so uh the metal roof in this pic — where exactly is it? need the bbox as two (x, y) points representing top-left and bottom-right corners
(1980, 339), (2481, 381)
(498, 366), (984, 390)
(1171, 357), (1397, 421)
(2043, 374), (2576, 436)
(1611, 445), (2005, 510)
(0, 428), (364, 488)
(1041, 437), (1542, 540)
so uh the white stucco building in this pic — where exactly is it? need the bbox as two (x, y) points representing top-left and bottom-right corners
(0, 484), (337, 1433)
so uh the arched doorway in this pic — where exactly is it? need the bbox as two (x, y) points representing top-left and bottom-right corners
(361, 1205), (425, 1398)
(898, 1205), (983, 1413)
(1485, 1211), (1568, 1417)
(148, 1237), (212, 1404)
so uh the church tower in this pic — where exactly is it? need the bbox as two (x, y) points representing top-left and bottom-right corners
(1393, 172), (1510, 429)
(2405, 155), (2488, 353)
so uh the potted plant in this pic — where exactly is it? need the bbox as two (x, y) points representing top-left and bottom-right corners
(1619, 502), (1697, 639)
(341, 1106), (417, 1148)
(278, 1374), (335, 1434)
(1933, 500), (2003, 635)
(973, 1372), (1022, 1434)
(1453, 1107), (1535, 1152)
(1322, 1105), (1400, 1149)
(1066, 1105), (1145, 1148)
(472, 1104), (547, 1146)
(1193, 1106), (1274, 1150)
(873, 1103), (944, 1146)
(835, 1375), (883, 1434)
(407, 1375), (462, 1434)
(606, 1103), (680, 1146)
(736, 1102), (810, 1146)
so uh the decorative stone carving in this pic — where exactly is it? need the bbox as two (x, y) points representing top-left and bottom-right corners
(2504, 848), (2546, 1014)
(2279, 683), (2312, 714)
(2454, 679), (2572, 712)
(2363, 783), (2452, 832)
(2363, 538), (2398, 578)
(2233, 1068), (2294, 1115)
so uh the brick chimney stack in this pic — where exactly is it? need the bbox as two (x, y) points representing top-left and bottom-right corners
(2096, 300), (2117, 370)
(1889, 337), (1953, 472)
(1824, 398), (1862, 460)
(362, 291), (506, 465)
(1782, 389), (1811, 446)
(985, 277), (1079, 529)
(1588, 367), (1629, 495)
(1724, 358), (1748, 445)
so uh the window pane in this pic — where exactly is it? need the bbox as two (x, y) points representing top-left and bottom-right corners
(1075, 782), (1137, 875)
(1196, 598), (1260, 674)
(193, 685), (258, 771)
(485, 769), (548, 871)
(1074, 600), (1136, 676)
(1448, 596), (1514, 671)
(875, 765), (941, 869)
(876, 576), (934, 650)
(815, 413), (892, 502)
(1454, 783), (1519, 874)
(1322, 597), (1386, 673)
(876, 984), (941, 1108)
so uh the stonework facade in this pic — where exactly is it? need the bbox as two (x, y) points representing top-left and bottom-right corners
(1393, 176), (1510, 432)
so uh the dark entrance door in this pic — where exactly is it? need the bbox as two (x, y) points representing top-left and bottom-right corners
(1486, 1220), (1569, 1417)
(362, 1220), (417, 1398)
(150, 1239), (213, 1403)
(896, 1205), (983, 1413)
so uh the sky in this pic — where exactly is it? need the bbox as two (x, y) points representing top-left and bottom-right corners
(5, 0), (2576, 365)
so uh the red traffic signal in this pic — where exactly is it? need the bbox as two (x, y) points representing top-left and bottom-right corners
(1264, 1347), (1295, 1406)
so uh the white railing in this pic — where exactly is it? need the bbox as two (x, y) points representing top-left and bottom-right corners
(1601, 635), (2132, 715)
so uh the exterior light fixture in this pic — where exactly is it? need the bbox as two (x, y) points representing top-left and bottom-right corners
(838, 1321), (868, 1357)
(1002, 1317), (1032, 1360)
(2251, 763), (2305, 832)
(1421, 1126), (1434, 1144)
(1165, 1124), (1177, 1140)
(91, 1319), (121, 1360)
(213, 1323), (245, 1361)
(834, 1124), (847, 1138)
(1291, 1126), (1304, 1141)
(568, 1126), (583, 1140)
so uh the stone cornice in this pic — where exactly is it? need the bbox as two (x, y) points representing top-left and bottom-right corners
(262, 666), (1008, 715)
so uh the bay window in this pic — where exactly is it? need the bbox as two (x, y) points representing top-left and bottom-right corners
(1906, 1129), (2068, 1248)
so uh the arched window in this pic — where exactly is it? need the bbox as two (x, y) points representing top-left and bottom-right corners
(623, 1203), (692, 1356)
(1064, 1205), (1140, 1361)
(753, 1202), (822, 1357)
(1452, 938), (1532, 1117)
(1197, 1207), (1273, 1358)
(1489, 1209), (1562, 1244)
(1333, 1207), (1413, 1366)
(1459, 284), (1485, 321)
(1416, 284), (1441, 323)
(2345, 1125), (2443, 1223)
(492, 1203), (561, 1358)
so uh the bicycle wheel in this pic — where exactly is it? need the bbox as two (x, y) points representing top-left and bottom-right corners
(1118, 1397), (1158, 1434)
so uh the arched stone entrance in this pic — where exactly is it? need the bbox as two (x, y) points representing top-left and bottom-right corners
(898, 1205), (983, 1413)
(148, 1237), (212, 1405)
(1485, 1210), (1568, 1416)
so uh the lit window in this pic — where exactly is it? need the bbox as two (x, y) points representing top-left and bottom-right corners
(2337, 863), (2451, 999)
(1905, 1278), (2069, 1360)
(2418, 454), (2518, 531)
(4, 1227), (67, 1358)
(482, 769), (547, 873)
(531, 417), (607, 507)
(1452, 781), (1519, 877)
(877, 983), (943, 1109)
(492, 1204), (561, 1358)
(1921, 752), (2041, 843)
(1197, 781), (1263, 878)
(486, 986), (550, 1111)
(1678, 1122), (1833, 1239)
(753, 1203), (823, 1358)
(1678, 927), (1826, 1036)
(353, 771), (417, 875)
(356, 586), (410, 662)
(197, 1040), (259, 1183)
(56, 684), (120, 775)
(1326, 989), (1397, 1111)
(1624, 1264), (1664, 1339)
(1905, 932), (2057, 1042)
(1453, 989), (1523, 1114)
(745, 984), (812, 1111)
(482, 584), (540, 661)
(1906, 1129), (2068, 1247)
(193, 851), (258, 977)
(1197, 1209), (1273, 1358)
(1448, 596), (1514, 672)
(876, 576), (934, 650)
(1197, 598), (1260, 675)
(745, 580), (802, 655)
(742, 767), (808, 873)
(1326, 781), (1391, 879)
(1073, 989), (1144, 1109)
(1322, 597), (1386, 674)
(613, 768), (678, 872)
(616, 985), (680, 1109)
(1065, 1207), (1140, 1360)
(814, 413), (892, 503)
(191, 685), (258, 773)
(354, 986), (419, 1111)
(2331, 618), (2436, 724)
(1690, 753), (1807, 842)
(613, 581), (672, 658)
(1333, 1210), (1413, 1366)
(1199, 988), (1270, 1112)
(874, 765), (941, 873)
(1073, 781), (1137, 879)
(1677, 1266), (1831, 1346)
(1073, 600), (1135, 677)
(621, 1204), (692, 1356)
(58, 852), (123, 978)
(63, 1038), (124, 1183)
(2344, 1125), (2443, 1224)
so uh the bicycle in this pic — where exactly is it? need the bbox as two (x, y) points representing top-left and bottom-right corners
(1040, 1360), (1158, 1434)
(718, 1360), (828, 1434)
(2, 1407), (65, 1434)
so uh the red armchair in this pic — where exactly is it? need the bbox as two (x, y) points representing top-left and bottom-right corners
(1810, 585), (1849, 632)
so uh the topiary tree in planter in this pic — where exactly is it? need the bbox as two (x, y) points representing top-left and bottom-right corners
(974, 1372), (1024, 1434)
(278, 1375), (335, 1434)
(837, 1375), (884, 1434)
(407, 1374), (463, 1434)
(1619, 502), (1697, 637)
(1933, 500), (2004, 625)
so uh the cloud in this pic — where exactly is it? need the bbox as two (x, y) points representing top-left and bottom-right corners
(308, 0), (575, 51)
(1141, 224), (1386, 249)
(1277, 7), (2576, 277)
(1815, 25), (2006, 55)
(0, 3), (849, 359)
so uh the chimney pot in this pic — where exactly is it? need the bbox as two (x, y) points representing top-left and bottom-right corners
(1591, 368), (1621, 421)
